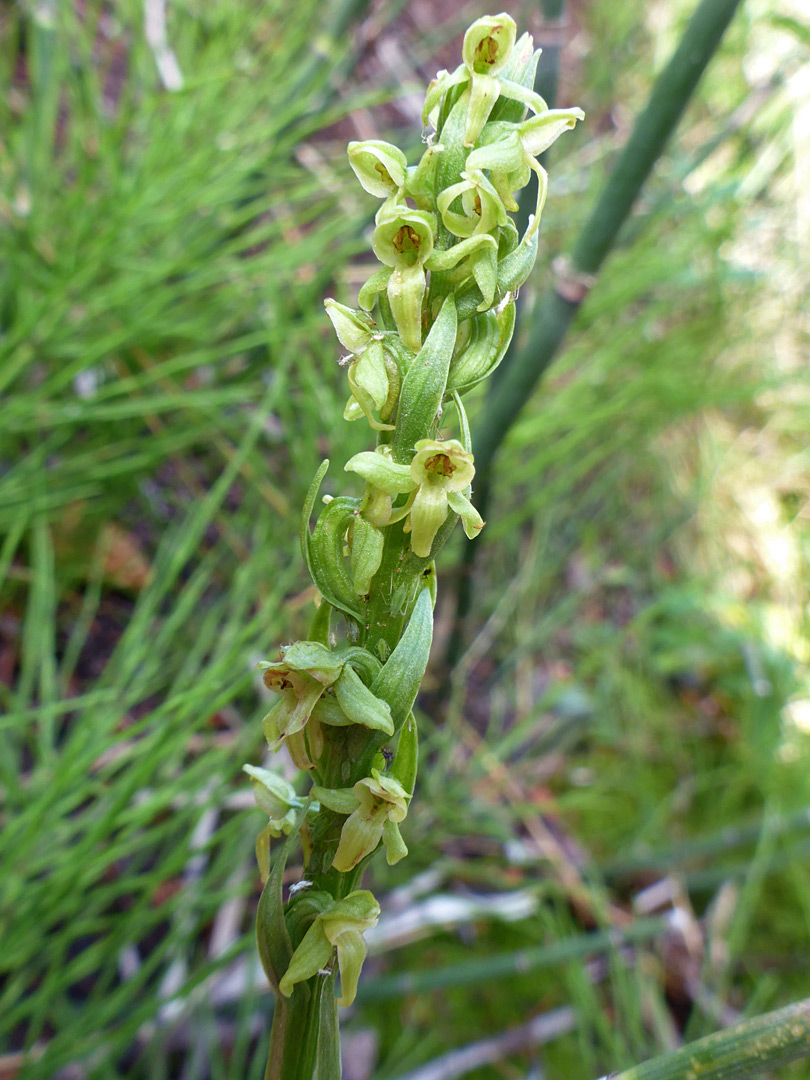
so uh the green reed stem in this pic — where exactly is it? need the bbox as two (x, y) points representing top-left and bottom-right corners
(603, 997), (810, 1080)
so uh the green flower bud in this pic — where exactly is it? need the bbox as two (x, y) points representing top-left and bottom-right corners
(372, 210), (436, 351)
(348, 140), (407, 199)
(242, 765), (301, 881)
(324, 299), (376, 354)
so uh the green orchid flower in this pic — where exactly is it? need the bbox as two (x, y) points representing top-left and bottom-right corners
(242, 765), (301, 882)
(345, 438), (484, 558)
(423, 14), (548, 147)
(314, 768), (411, 871)
(278, 890), (380, 1006)
(324, 299), (400, 431)
(466, 107), (584, 240)
(260, 642), (393, 770)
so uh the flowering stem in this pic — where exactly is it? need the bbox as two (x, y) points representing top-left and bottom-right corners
(246, 15), (583, 1078)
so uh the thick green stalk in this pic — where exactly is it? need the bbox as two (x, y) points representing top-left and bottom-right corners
(602, 997), (810, 1080)
(251, 16), (585, 1077)
(448, 0), (743, 664)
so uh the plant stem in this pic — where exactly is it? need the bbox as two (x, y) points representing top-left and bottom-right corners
(447, 0), (743, 666)
(600, 997), (810, 1080)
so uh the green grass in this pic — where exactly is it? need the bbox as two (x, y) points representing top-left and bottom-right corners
(2, 1), (810, 1078)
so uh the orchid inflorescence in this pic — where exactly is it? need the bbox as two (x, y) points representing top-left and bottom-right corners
(245, 14), (582, 1066)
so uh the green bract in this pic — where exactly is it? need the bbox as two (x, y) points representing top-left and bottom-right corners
(247, 15), (583, 1064)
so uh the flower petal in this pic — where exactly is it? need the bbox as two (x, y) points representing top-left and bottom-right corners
(278, 920), (333, 998)
(407, 484), (449, 559)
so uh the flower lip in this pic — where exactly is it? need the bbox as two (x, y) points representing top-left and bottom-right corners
(410, 439), (475, 492)
(422, 452), (456, 480)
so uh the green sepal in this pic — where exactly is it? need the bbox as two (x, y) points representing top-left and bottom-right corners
(309, 497), (364, 621)
(345, 448), (413, 495)
(311, 785), (359, 815)
(335, 664), (394, 734)
(278, 918), (334, 999)
(391, 294), (458, 464)
(350, 515), (385, 595)
(370, 586), (434, 730)
(391, 712), (418, 795)
(382, 819), (408, 864)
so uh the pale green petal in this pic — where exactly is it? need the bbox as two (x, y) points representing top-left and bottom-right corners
(447, 490), (485, 538)
(519, 108), (585, 157)
(334, 930), (367, 1006)
(382, 819), (409, 865)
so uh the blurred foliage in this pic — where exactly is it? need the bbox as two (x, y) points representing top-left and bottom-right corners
(1, 0), (809, 1078)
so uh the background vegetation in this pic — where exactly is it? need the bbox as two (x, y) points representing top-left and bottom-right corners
(1, 0), (808, 1077)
